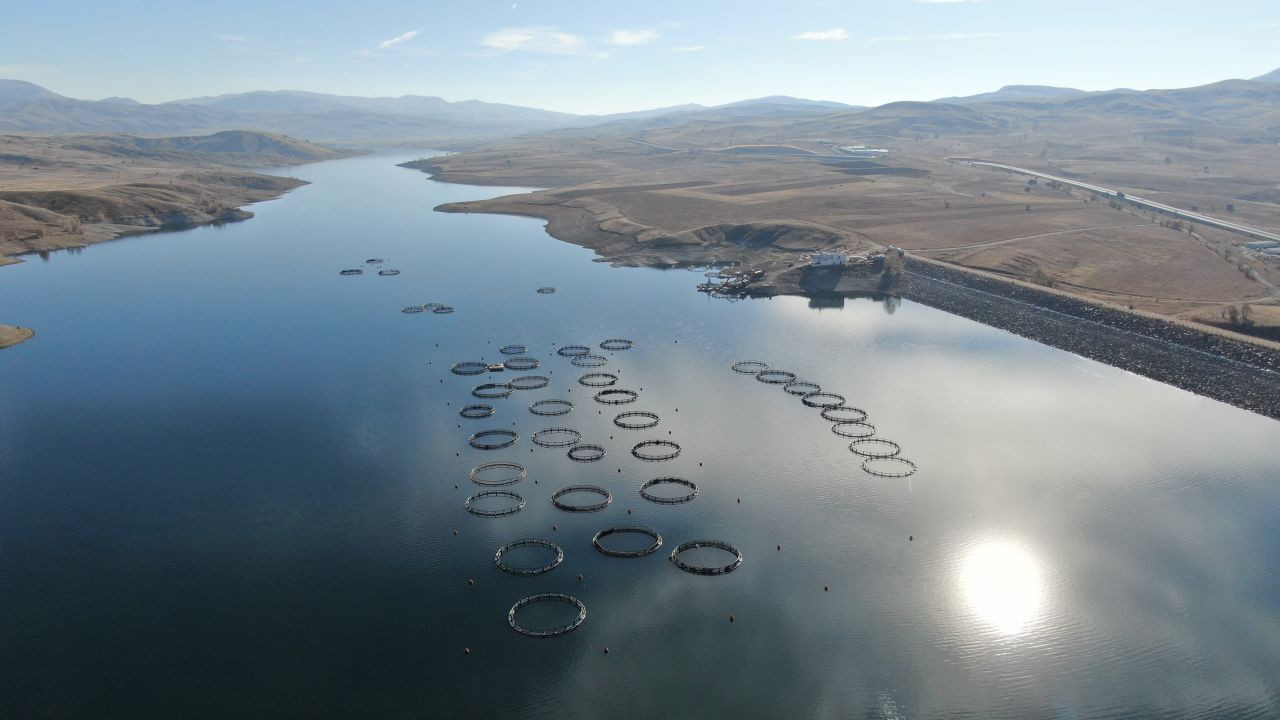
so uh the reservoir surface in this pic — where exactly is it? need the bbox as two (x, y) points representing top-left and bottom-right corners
(2, 153), (1278, 719)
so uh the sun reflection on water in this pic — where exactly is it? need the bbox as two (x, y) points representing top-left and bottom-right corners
(959, 539), (1046, 635)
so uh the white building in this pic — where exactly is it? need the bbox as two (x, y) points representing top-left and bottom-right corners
(810, 252), (847, 267)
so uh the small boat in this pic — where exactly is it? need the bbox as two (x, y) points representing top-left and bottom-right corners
(486, 363), (505, 372)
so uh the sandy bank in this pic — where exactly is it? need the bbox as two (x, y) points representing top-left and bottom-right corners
(0, 324), (34, 349)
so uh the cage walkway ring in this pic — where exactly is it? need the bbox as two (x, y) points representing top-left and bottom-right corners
(529, 399), (573, 416)
(468, 429), (519, 450)
(401, 305), (425, 314)
(579, 372), (619, 387)
(536, 287), (557, 294)
(599, 339), (635, 351)
(339, 268), (363, 275)
(848, 438), (902, 458)
(593, 527), (663, 557)
(557, 345), (591, 357)
(509, 375), (551, 390)
(802, 392), (846, 408)
(567, 444), (606, 463)
(421, 303), (447, 311)
(366, 258), (384, 264)
(473, 383), (515, 399)
(460, 404), (495, 419)
(551, 485), (613, 512)
(832, 420), (876, 438)
(631, 440), (681, 462)
(640, 477), (698, 504)
(571, 354), (609, 368)
(822, 406), (868, 423)
(495, 538), (564, 576)
(594, 389), (638, 405)
(465, 490), (526, 517)
(469, 461), (527, 486)
(504, 357), (541, 371)
(669, 540), (743, 575)
(378, 269), (401, 276)
(452, 361), (488, 376)
(861, 456), (917, 478)
(432, 306), (455, 314)
(532, 427), (582, 448)
(614, 411), (659, 430)
(784, 380), (821, 396)
(732, 361), (769, 374)
(508, 593), (586, 637)
(756, 370), (796, 385)
(500, 344), (528, 355)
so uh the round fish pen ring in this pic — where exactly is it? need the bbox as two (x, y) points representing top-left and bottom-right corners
(802, 392), (846, 409)
(862, 456), (917, 478)
(551, 485), (612, 512)
(832, 420), (876, 439)
(460, 404), (495, 419)
(567, 444), (606, 463)
(669, 540), (743, 576)
(593, 527), (663, 557)
(578, 372), (618, 387)
(594, 389), (638, 405)
(508, 593), (586, 637)
(529, 399), (573, 416)
(731, 361), (768, 374)
(848, 438), (902, 458)
(432, 306), (455, 314)
(557, 345), (591, 357)
(532, 427), (582, 448)
(640, 477), (698, 504)
(631, 440), (681, 462)
(571, 354), (608, 368)
(401, 305), (425, 314)
(500, 344), (528, 355)
(465, 490), (525, 517)
(469, 461), (527, 486)
(599, 338), (635, 351)
(614, 411), (659, 430)
(339, 268), (363, 276)
(472, 383), (515, 399)
(822, 406), (868, 423)
(451, 361), (488, 376)
(536, 287), (557, 294)
(756, 370), (796, 385)
(783, 380), (821, 396)
(495, 538), (564, 576)
(509, 375), (550, 390)
(503, 357), (541, 371)
(378, 269), (401, 276)
(468, 429), (519, 450)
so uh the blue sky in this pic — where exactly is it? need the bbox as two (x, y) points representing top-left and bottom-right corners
(4, 0), (1278, 113)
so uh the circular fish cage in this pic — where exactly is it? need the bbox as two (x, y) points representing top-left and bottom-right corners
(551, 485), (612, 512)
(594, 389), (638, 405)
(465, 490), (526, 517)
(401, 305), (425, 314)
(557, 345), (591, 357)
(500, 344), (528, 355)
(503, 357), (541, 371)
(640, 477), (698, 504)
(339, 268), (364, 276)
(848, 438), (902, 459)
(731, 361), (768, 375)
(578, 372), (619, 387)
(433, 306), (455, 314)
(571, 354), (609, 368)
(756, 370), (796, 385)
(469, 461), (527, 486)
(495, 538), (564, 576)
(378, 269), (401, 276)
(567, 444), (606, 463)
(613, 411), (659, 430)
(831, 420), (876, 438)
(669, 540), (743, 576)
(631, 440), (681, 462)
(593, 527), (663, 558)
(460, 404), (495, 419)
(468, 429), (519, 450)
(783, 380), (821, 396)
(861, 456), (918, 478)
(472, 383), (515, 399)
(599, 338), (635, 351)
(529, 399), (573, 416)
(365, 258), (384, 264)
(451, 361), (488, 376)
(508, 375), (551, 390)
(508, 593), (586, 638)
(536, 287), (557, 294)
(531, 427), (582, 448)
(821, 406), (868, 423)
(801, 392), (846, 409)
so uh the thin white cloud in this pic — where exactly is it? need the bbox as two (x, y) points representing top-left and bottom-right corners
(213, 34), (249, 44)
(610, 29), (658, 46)
(868, 31), (1005, 42)
(377, 30), (420, 50)
(666, 45), (707, 53)
(791, 28), (850, 41)
(483, 26), (598, 56)
(915, 0), (990, 3)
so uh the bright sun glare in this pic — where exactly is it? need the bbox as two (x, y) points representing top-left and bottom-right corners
(959, 540), (1045, 635)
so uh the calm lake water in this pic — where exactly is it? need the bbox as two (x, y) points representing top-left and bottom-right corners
(2, 153), (1279, 720)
